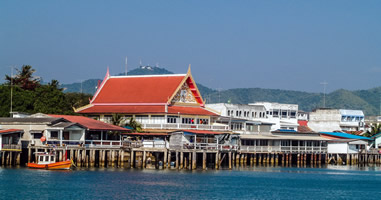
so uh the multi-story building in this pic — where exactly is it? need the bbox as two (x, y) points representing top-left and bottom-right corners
(75, 68), (228, 132)
(249, 102), (299, 131)
(308, 108), (365, 132)
(206, 103), (272, 135)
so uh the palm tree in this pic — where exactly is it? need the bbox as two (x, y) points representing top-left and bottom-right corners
(364, 124), (381, 137)
(110, 113), (126, 127)
(5, 65), (40, 90)
(126, 117), (142, 133)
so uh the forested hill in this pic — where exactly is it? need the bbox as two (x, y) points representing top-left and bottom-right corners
(60, 66), (381, 116)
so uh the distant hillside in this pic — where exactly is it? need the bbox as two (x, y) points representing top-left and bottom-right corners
(61, 66), (381, 116)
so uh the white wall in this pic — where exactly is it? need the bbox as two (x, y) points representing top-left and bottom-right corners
(328, 143), (348, 154)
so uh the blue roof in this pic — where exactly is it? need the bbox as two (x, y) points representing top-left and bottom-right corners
(320, 132), (371, 140)
(371, 132), (381, 139)
(277, 129), (297, 132)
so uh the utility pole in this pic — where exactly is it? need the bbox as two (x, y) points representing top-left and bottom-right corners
(320, 81), (328, 108)
(10, 66), (14, 117)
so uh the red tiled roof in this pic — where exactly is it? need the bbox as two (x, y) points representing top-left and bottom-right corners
(122, 132), (168, 136)
(298, 120), (308, 126)
(0, 129), (23, 135)
(77, 105), (217, 116)
(182, 130), (225, 135)
(48, 115), (129, 131)
(92, 75), (185, 104)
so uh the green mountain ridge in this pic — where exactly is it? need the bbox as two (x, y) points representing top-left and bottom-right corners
(61, 66), (381, 116)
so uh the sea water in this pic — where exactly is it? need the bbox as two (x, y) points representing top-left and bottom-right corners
(1, 166), (381, 200)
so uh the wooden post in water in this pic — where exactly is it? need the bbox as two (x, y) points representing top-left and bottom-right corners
(215, 152), (219, 169)
(192, 151), (196, 170)
(168, 151), (171, 169)
(142, 151), (146, 168)
(82, 150), (86, 167)
(270, 153), (274, 166)
(218, 152), (222, 169)
(228, 152), (232, 170)
(188, 152), (192, 169)
(130, 150), (134, 168)
(28, 148), (31, 163)
(175, 151), (179, 169)
(297, 154), (300, 166)
(250, 154), (254, 167)
(180, 151), (184, 169)
(163, 150), (167, 169)
(258, 154), (262, 166)
(202, 151), (207, 170)
(77, 150), (81, 167)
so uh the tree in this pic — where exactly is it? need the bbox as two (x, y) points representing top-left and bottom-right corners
(364, 124), (381, 137)
(126, 117), (142, 133)
(110, 113), (126, 127)
(5, 65), (40, 90)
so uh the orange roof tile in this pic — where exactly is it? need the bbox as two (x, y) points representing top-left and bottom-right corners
(48, 115), (129, 131)
(92, 75), (185, 104)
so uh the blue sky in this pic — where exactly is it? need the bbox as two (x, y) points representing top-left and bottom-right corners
(1, 0), (380, 92)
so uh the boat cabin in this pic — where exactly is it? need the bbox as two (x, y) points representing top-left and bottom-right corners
(35, 152), (56, 165)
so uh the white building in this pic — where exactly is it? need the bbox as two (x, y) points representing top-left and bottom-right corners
(308, 108), (365, 132)
(327, 139), (368, 154)
(206, 102), (298, 132)
(249, 102), (299, 131)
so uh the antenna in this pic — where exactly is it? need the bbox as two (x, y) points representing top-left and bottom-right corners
(139, 59), (142, 67)
(320, 81), (328, 108)
(125, 56), (128, 76)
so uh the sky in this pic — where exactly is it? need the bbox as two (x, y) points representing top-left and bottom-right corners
(1, 0), (380, 93)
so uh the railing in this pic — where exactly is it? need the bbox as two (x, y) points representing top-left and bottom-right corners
(142, 123), (229, 131)
(1, 144), (21, 151)
(183, 143), (219, 150)
(46, 140), (122, 147)
(241, 145), (327, 153)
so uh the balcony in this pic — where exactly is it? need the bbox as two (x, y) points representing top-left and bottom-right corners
(141, 123), (229, 131)
(240, 145), (327, 153)
(1, 144), (21, 151)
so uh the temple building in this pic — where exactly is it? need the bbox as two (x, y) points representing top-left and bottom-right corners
(75, 68), (227, 132)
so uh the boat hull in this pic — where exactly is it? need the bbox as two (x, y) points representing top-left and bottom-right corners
(27, 160), (72, 170)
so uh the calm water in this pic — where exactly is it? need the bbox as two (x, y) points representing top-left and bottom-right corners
(1, 166), (381, 200)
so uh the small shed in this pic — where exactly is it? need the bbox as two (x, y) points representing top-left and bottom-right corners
(0, 129), (24, 151)
(327, 139), (369, 154)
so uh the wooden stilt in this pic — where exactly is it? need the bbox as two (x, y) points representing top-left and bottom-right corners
(188, 152), (192, 170)
(202, 151), (207, 170)
(215, 152), (219, 169)
(180, 151), (184, 169)
(175, 151), (179, 169)
(192, 151), (196, 170)
(228, 152), (232, 170)
(28, 148), (31, 163)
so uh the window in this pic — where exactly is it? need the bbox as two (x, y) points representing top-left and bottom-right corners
(51, 156), (54, 162)
(135, 115), (149, 123)
(50, 131), (58, 139)
(273, 110), (279, 117)
(197, 119), (209, 124)
(167, 116), (179, 123)
(33, 133), (43, 139)
(290, 111), (296, 118)
(40, 156), (43, 162)
(45, 156), (49, 162)
(227, 110), (230, 116)
(182, 117), (195, 124)
(281, 111), (287, 118)
(151, 115), (165, 124)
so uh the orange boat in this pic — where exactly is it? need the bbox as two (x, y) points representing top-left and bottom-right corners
(27, 152), (72, 170)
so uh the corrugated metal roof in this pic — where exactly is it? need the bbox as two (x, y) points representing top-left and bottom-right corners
(0, 129), (23, 135)
(320, 132), (371, 140)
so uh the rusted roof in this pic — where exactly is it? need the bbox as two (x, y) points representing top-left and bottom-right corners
(122, 132), (168, 136)
(0, 129), (23, 135)
(48, 115), (129, 131)
(182, 130), (225, 135)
